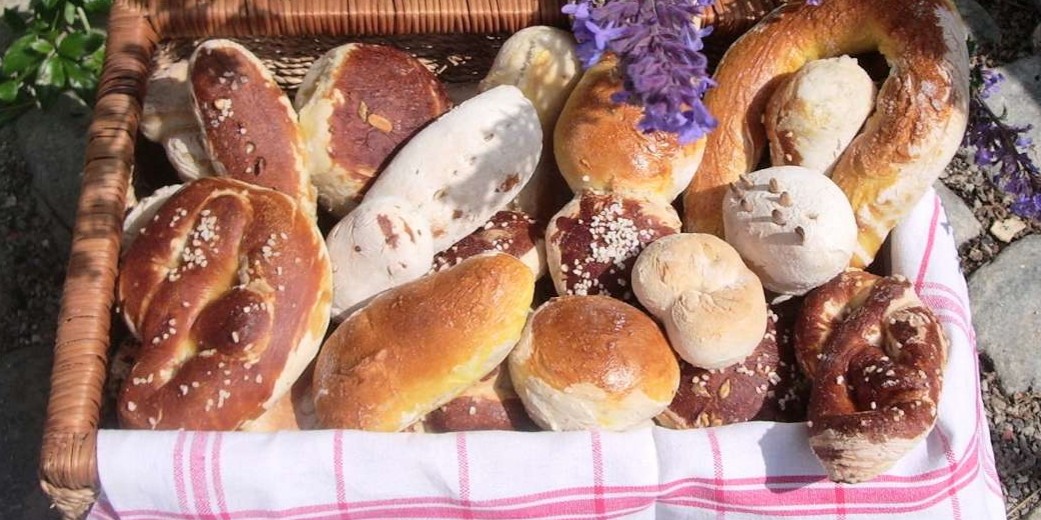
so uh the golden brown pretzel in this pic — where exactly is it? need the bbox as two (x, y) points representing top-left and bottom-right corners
(117, 178), (332, 430)
(682, 0), (969, 267)
(796, 271), (948, 483)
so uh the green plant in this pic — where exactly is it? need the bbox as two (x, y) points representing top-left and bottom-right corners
(0, 0), (111, 124)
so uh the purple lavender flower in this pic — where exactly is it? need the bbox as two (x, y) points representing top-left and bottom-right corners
(563, 0), (718, 144)
(963, 66), (1041, 220)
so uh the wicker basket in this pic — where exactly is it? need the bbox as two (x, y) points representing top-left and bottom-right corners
(38, 1), (783, 518)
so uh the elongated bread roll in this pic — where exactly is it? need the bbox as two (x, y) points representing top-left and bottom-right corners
(314, 253), (535, 431)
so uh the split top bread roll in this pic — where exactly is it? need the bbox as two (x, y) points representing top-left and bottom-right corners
(189, 39), (316, 215)
(296, 43), (451, 217)
(682, 0), (969, 268)
(509, 296), (680, 431)
(117, 178), (332, 430)
(314, 253), (535, 432)
(554, 55), (706, 204)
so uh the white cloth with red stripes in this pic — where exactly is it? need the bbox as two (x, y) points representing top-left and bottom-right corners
(89, 188), (1008, 519)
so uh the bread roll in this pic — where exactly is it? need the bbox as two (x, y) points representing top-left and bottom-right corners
(479, 26), (581, 223)
(554, 55), (706, 203)
(117, 177), (332, 430)
(314, 253), (535, 431)
(239, 364), (317, 431)
(631, 233), (768, 369)
(414, 365), (539, 433)
(141, 60), (216, 181)
(722, 166), (857, 295)
(296, 43), (452, 217)
(765, 56), (876, 175)
(681, 0), (969, 269)
(326, 197), (434, 320)
(509, 296), (680, 431)
(122, 183), (183, 250)
(363, 85), (542, 252)
(189, 39), (316, 215)
(432, 210), (545, 278)
(545, 191), (680, 302)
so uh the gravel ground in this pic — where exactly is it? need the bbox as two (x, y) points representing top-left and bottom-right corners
(1, 2), (1040, 519)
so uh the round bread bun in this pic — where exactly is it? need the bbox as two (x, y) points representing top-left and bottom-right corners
(722, 166), (857, 295)
(545, 191), (680, 302)
(413, 365), (539, 433)
(509, 295), (680, 431)
(432, 210), (545, 279)
(554, 55), (706, 203)
(314, 253), (535, 432)
(117, 177), (332, 430)
(296, 43), (452, 217)
(631, 233), (768, 369)
(682, 0), (969, 269)
(765, 56), (877, 175)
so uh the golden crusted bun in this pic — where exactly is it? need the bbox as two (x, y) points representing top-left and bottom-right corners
(509, 295), (680, 431)
(296, 43), (451, 217)
(313, 253), (535, 431)
(117, 178), (332, 430)
(682, 0), (969, 268)
(554, 56), (706, 203)
(632, 233), (768, 369)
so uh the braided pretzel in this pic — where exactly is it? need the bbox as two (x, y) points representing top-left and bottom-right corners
(682, 0), (969, 268)
(117, 178), (331, 430)
(796, 271), (948, 483)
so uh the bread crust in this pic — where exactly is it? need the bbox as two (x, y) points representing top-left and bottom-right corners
(682, 0), (969, 267)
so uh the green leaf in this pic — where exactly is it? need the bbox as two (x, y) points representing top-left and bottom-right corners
(63, 60), (94, 90)
(63, 2), (77, 25)
(36, 54), (66, 88)
(2, 35), (43, 76)
(82, 44), (104, 72)
(29, 38), (55, 55)
(37, 0), (61, 11)
(0, 81), (19, 103)
(2, 8), (26, 32)
(57, 32), (87, 58)
(83, 0), (112, 13)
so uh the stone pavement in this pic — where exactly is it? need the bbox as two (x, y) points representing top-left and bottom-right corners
(0, 0), (1039, 519)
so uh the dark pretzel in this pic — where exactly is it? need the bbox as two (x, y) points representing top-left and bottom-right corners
(796, 271), (948, 483)
(117, 178), (331, 430)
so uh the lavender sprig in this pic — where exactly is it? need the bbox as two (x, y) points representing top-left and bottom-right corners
(562, 0), (718, 144)
(963, 63), (1041, 220)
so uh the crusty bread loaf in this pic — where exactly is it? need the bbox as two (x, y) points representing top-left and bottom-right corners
(764, 56), (877, 175)
(682, 0), (969, 268)
(509, 295), (680, 431)
(189, 39), (316, 215)
(721, 166), (857, 295)
(362, 85), (542, 253)
(545, 191), (680, 302)
(117, 177), (332, 430)
(554, 55), (706, 204)
(632, 233), (768, 369)
(296, 43), (452, 217)
(313, 253), (535, 432)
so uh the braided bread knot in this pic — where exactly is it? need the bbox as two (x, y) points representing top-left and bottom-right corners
(795, 271), (948, 483)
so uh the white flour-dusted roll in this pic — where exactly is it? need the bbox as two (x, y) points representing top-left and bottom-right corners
(363, 85), (542, 252)
(326, 197), (435, 321)
(141, 61), (216, 182)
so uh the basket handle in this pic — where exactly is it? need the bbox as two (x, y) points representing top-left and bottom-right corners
(39, 1), (157, 518)
(150, 0), (568, 38)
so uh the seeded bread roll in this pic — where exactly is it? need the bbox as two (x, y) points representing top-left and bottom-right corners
(545, 191), (680, 302)
(314, 253), (535, 431)
(509, 295), (680, 431)
(296, 43), (452, 217)
(117, 177), (332, 430)
(432, 210), (545, 278)
(631, 233), (768, 369)
(189, 39), (316, 215)
(722, 166), (857, 295)
(554, 55), (706, 203)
